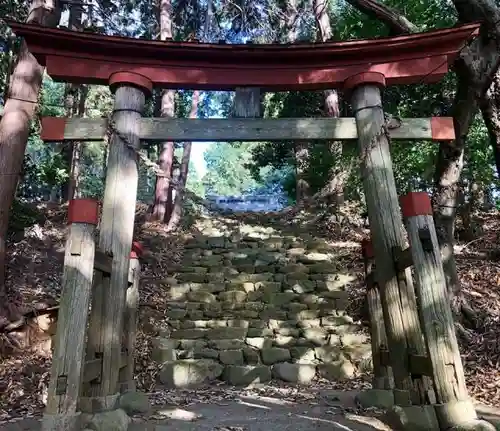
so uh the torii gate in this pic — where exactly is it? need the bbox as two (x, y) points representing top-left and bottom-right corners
(7, 20), (494, 431)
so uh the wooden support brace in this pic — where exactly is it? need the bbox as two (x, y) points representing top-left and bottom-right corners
(348, 73), (422, 406)
(42, 199), (99, 431)
(400, 192), (480, 428)
(392, 246), (413, 272)
(39, 116), (456, 142)
(84, 72), (151, 407)
(361, 239), (394, 390)
(119, 241), (142, 393)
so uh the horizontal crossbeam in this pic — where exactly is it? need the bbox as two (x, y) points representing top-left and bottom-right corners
(40, 116), (454, 142)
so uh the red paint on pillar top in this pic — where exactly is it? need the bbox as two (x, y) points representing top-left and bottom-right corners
(109, 71), (153, 95)
(400, 192), (433, 218)
(40, 117), (66, 141)
(361, 238), (374, 259)
(343, 72), (386, 93)
(130, 241), (144, 259)
(431, 117), (455, 141)
(68, 199), (99, 225)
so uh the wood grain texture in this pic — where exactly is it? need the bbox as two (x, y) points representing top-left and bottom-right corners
(405, 214), (477, 427)
(40, 117), (454, 142)
(85, 84), (146, 401)
(119, 258), (140, 392)
(351, 84), (416, 406)
(42, 222), (95, 430)
(364, 254), (394, 390)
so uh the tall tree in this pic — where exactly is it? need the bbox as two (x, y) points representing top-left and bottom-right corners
(167, 90), (199, 230)
(151, 0), (176, 222)
(0, 0), (61, 298)
(313, 0), (346, 206)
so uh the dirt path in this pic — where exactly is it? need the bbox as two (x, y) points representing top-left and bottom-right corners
(0, 390), (391, 431)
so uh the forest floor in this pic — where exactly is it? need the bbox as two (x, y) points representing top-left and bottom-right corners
(1, 201), (500, 427)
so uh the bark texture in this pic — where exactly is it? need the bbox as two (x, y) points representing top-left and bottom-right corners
(313, 0), (346, 206)
(167, 91), (199, 231)
(0, 0), (61, 299)
(151, 0), (176, 222)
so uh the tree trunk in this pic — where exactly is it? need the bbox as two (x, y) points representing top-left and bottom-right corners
(313, 0), (345, 206)
(151, 0), (175, 222)
(0, 0), (61, 299)
(167, 91), (199, 230)
(480, 68), (500, 178)
(61, 2), (84, 201)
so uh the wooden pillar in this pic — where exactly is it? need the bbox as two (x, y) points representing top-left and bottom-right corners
(361, 239), (393, 391)
(42, 199), (99, 431)
(84, 71), (152, 410)
(400, 192), (493, 430)
(119, 241), (143, 393)
(345, 72), (420, 406)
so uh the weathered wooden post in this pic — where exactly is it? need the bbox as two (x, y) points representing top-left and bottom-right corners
(84, 71), (152, 411)
(362, 239), (394, 390)
(42, 199), (98, 431)
(345, 72), (437, 426)
(400, 192), (494, 430)
(119, 241), (143, 393)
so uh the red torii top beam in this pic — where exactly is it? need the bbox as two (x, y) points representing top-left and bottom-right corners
(8, 21), (480, 91)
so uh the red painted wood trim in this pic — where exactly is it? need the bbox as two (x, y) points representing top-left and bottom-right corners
(400, 192), (433, 218)
(68, 199), (99, 225)
(130, 241), (143, 259)
(344, 72), (386, 92)
(109, 71), (153, 94)
(431, 117), (455, 141)
(361, 238), (374, 259)
(40, 117), (66, 141)
(7, 21), (480, 90)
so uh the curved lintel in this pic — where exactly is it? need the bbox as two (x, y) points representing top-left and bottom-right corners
(7, 21), (480, 91)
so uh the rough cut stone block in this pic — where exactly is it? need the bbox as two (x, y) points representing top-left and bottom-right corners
(302, 328), (327, 346)
(159, 359), (223, 388)
(243, 347), (260, 365)
(188, 311), (204, 319)
(227, 319), (250, 328)
(286, 303), (309, 313)
(262, 292), (298, 305)
(297, 319), (322, 329)
(280, 263), (309, 274)
(246, 337), (272, 349)
(275, 327), (300, 337)
(85, 409), (130, 431)
(290, 281), (316, 294)
(208, 327), (247, 340)
(222, 365), (271, 385)
(259, 309), (288, 320)
(186, 291), (217, 303)
(272, 363), (316, 384)
(179, 339), (207, 350)
(321, 315), (354, 327)
(308, 263), (337, 273)
(219, 349), (244, 365)
(166, 309), (187, 319)
(194, 348), (219, 359)
(285, 272), (310, 283)
(290, 347), (316, 363)
(171, 329), (207, 339)
(315, 346), (342, 362)
(119, 391), (151, 415)
(255, 281), (281, 293)
(341, 333), (369, 346)
(219, 291), (247, 303)
(168, 286), (190, 300)
(208, 339), (245, 350)
(247, 328), (274, 337)
(249, 320), (266, 328)
(317, 358), (356, 380)
(274, 335), (296, 347)
(261, 347), (291, 365)
(297, 253), (330, 263)
(177, 273), (207, 283)
(177, 266), (208, 274)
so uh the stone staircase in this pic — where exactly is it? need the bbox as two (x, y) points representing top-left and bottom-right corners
(152, 215), (371, 387)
